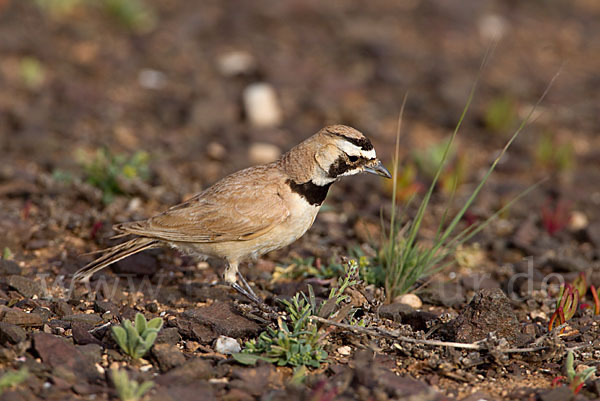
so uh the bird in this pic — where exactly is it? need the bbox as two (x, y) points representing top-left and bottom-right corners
(73, 125), (391, 304)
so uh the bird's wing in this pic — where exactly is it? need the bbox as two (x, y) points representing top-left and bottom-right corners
(116, 166), (290, 243)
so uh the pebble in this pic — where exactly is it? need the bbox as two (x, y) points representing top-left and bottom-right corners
(569, 211), (588, 231)
(217, 50), (256, 76)
(215, 335), (240, 354)
(1, 309), (43, 327)
(394, 293), (423, 309)
(248, 143), (282, 165)
(337, 345), (352, 356)
(7, 275), (42, 298)
(0, 259), (21, 275)
(243, 83), (282, 128)
(0, 322), (27, 344)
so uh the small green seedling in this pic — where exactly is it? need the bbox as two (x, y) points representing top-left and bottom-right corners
(111, 368), (153, 401)
(112, 313), (163, 359)
(552, 351), (596, 394)
(0, 368), (29, 395)
(2, 247), (13, 260)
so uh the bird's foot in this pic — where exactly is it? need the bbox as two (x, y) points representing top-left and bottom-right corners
(230, 273), (276, 315)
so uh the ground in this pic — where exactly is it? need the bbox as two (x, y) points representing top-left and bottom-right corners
(1, 0), (600, 400)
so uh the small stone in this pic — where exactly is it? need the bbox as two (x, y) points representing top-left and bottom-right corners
(63, 314), (103, 325)
(1, 308), (43, 327)
(0, 322), (27, 344)
(206, 142), (227, 161)
(33, 332), (101, 383)
(243, 83), (282, 128)
(217, 50), (256, 77)
(113, 252), (159, 276)
(0, 260), (21, 275)
(155, 358), (213, 386)
(393, 294), (422, 309)
(6, 275), (42, 298)
(138, 69), (166, 90)
(569, 211), (588, 231)
(530, 310), (547, 320)
(31, 306), (53, 323)
(248, 143), (282, 165)
(181, 302), (261, 339)
(146, 302), (158, 313)
(214, 336), (240, 354)
(478, 14), (507, 42)
(152, 343), (186, 372)
(51, 300), (73, 317)
(156, 327), (181, 345)
(337, 345), (352, 356)
(72, 322), (103, 346)
(94, 300), (118, 314)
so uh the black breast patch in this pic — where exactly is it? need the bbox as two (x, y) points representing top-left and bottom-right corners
(287, 179), (332, 206)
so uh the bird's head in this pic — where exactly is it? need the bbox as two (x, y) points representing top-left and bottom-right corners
(310, 125), (391, 185)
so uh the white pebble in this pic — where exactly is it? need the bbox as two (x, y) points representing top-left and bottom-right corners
(215, 336), (241, 354)
(478, 14), (507, 42)
(337, 345), (352, 356)
(138, 69), (166, 90)
(569, 211), (588, 231)
(394, 293), (422, 309)
(243, 83), (282, 128)
(248, 143), (282, 165)
(217, 51), (256, 76)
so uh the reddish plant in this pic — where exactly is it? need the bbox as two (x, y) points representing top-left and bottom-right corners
(541, 199), (571, 236)
(548, 283), (579, 332)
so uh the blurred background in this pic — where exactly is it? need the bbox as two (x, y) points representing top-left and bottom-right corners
(1, 0), (599, 260)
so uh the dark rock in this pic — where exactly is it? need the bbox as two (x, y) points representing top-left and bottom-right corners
(78, 344), (103, 364)
(33, 332), (101, 383)
(1, 308), (43, 327)
(439, 288), (521, 344)
(119, 306), (138, 321)
(156, 327), (181, 345)
(146, 302), (158, 313)
(51, 300), (73, 317)
(62, 313), (103, 325)
(181, 302), (261, 338)
(538, 386), (574, 401)
(25, 239), (48, 250)
(149, 383), (215, 401)
(179, 283), (233, 303)
(6, 276), (42, 298)
(0, 259), (21, 275)
(47, 319), (70, 330)
(378, 303), (415, 321)
(72, 322), (103, 346)
(94, 300), (118, 314)
(378, 304), (437, 332)
(155, 358), (213, 386)
(151, 343), (186, 372)
(113, 252), (159, 276)
(420, 281), (465, 307)
(30, 307), (53, 323)
(230, 365), (284, 397)
(0, 322), (27, 344)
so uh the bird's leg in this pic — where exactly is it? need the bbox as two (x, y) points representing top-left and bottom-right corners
(224, 261), (270, 309)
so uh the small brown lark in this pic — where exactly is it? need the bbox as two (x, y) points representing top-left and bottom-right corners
(74, 125), (391, 304)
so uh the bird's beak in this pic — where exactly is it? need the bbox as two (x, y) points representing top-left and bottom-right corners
(364, 160), (392, 179)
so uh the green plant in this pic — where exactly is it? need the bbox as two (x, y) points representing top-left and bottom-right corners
(112, 313), (163, 359)
(19, 57), (45, 89)
(78, 147), (150, 204)
(0, 368), (29, 395)
(552, 351), (596, 394)
(548, 283), (579, 332)
(483, 95), (517, 133)
(379, 54), (552, 302)
(111, 368), (153, 401)
(34, 0), (85, 18)
(535, 131), (574, 171)
(234, 260), (360, 368)
(271, 257), (345, 283)
(2, 247), (13, 260)
(102, 0), (157, 33)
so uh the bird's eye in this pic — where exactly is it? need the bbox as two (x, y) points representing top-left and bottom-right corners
(348, 155), (359, 162)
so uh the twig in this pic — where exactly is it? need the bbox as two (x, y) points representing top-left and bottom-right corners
(311, 315), (552, 354)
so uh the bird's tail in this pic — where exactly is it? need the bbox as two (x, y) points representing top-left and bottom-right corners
(73, 237), (160, 282)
